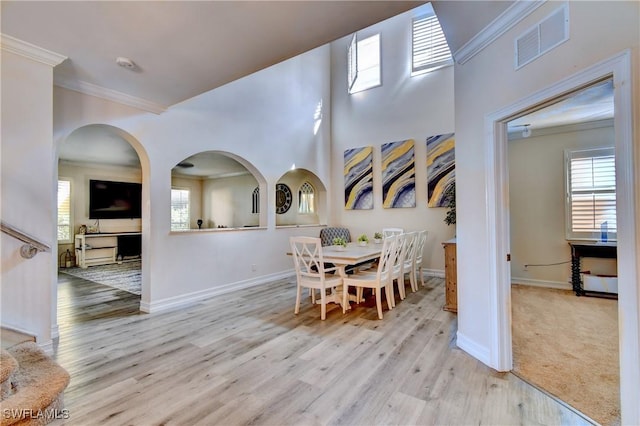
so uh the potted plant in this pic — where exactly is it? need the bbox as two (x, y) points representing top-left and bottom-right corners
(357, 234), (369, 246)
(443, 182), (456, 227)
(333, 236), (348, 251)
(373, 232), (383, 244)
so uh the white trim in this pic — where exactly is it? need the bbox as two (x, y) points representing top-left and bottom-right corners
(456, 332), (491, 366)
(140, 270), (295, 313)
(423, 268), (445, 278)
(486, 50), (638, 424)
(39, 340), (54, 356)
(454, 0), (546, 65)
(0, 34), (67, 66)
(511, 277), (571, 290)
(51, 324), (60, 340)
(54, 75), (167, 115)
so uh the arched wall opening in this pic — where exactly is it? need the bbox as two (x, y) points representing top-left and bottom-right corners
(275, 168), (327, 227)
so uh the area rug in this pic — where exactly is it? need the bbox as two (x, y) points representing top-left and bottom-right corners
(60, 260), (141, 295)
(511, 284), (619, 425)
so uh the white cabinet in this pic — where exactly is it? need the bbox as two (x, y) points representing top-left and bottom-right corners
(74, 234), (117, 268)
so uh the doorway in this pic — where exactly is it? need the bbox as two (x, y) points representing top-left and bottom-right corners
(506, 78), (619, 423)
(485, 50), (637, 424)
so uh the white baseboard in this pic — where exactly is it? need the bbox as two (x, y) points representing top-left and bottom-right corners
(511, 276), (571, 290)
(424, 268), (445, 278)
(140, 270), (295, 313)
(39, 340), (54, 356)
(456, 331), (491, 367)
(51, 324), (59, 339)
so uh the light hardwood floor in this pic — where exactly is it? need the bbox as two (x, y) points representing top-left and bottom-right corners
(53, 273), (593, 425)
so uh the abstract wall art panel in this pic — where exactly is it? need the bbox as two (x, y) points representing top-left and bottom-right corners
(381, 139), (416, 209)
(426, 133), (455, 207)
(344, 146), (373, 210)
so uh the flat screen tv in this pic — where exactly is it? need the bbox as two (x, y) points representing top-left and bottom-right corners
(89, 180), (142, 219)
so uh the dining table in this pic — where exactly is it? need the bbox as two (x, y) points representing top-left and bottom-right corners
(288, 241), (384, 310)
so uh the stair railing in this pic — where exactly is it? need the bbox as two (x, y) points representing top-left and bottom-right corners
(1, 221), (51, 259)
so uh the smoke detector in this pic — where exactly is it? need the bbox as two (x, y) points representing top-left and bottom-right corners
(116, 57), (136, 69)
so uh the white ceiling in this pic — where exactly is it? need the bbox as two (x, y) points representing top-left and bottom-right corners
(4, 1), (613, 172)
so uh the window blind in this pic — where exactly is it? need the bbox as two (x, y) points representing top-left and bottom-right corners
(171, 189), (190, 231)
(412, 14), (452, 74)
(568, 148), (616, 237)
(57, 179), (72, 242)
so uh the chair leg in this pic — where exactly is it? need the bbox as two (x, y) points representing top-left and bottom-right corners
(320, 289), (327, 320)
(419, 266), (425, 287)
(343, 283), (349, 314)
(295, 285), (302, 314)
(387, 283), (395, 309)
(375, 287), (383, 320)
(310, 288), (316, 303)
(409, 269), (417, 292)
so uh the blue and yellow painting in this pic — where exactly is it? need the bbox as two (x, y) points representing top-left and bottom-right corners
(381, 139), (415, 209)
(344, 146), (373, 210)
(426, 133), (455, 207)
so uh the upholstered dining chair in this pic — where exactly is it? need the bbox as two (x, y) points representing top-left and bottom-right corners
(342, 234), (398, 320)
(319, 227), (352, 247)
(382, 227), (403, 238)
(290, 236), (343, 320)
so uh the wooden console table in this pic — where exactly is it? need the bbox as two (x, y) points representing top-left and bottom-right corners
(75, 232), (141, 268)
(568, 242), (617, 298)
(442, 239), (457, 312)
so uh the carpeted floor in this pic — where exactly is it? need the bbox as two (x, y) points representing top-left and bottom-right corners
(511, 284), (619, 426)
(60, 260), (141, 295)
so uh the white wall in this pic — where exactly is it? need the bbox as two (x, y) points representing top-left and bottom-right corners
(330, 5), (456, 273)
(509, 123), (616, 287)
(203, 174), (258, 228)
(452, 1), (639, 423)
(53, 45), (332, 309)
(1, 51), (56, 345)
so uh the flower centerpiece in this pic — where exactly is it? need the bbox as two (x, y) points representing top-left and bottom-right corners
(333, 236), (348, 251)
(357, 234), (369, 246)
(373, 232), (383, 244)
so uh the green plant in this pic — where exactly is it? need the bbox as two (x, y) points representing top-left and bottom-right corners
(374, 232), (383, 240)
(358, 234), (369, 243)
(443, 182), (456, 226)
(333, 236), (348, 247)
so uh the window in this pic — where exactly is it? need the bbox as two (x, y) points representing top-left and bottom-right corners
(171, 188), (190, 231)
(347, 33), (381, 94)
(57, 179), (72, 242)
(566, 147), (616, 240)
(298, 182), (315, 214)
(252, 187), (260, 214)
(412, 13), (452, 75)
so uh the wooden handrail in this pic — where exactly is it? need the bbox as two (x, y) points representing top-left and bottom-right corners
(1, 221), (50, 259)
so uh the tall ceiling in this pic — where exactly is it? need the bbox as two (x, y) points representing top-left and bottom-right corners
(3, 1), (612, 170)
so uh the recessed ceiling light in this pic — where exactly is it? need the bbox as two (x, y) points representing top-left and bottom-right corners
(116, 57), (136, 69)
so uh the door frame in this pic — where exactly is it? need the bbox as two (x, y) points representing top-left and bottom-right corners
(485, 50), (638, 421)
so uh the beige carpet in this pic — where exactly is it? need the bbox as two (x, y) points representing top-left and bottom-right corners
(511, 284), (619, 425)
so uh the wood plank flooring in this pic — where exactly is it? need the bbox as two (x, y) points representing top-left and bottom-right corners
(52, 273), (594, 425)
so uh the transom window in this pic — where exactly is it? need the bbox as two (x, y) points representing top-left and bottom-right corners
(171, 188), (190, 231)
(411, 13), (452, 75)
(348, 33), (381, 94)
(565, 147), (616, 241)
(57, 179), (72, 242)
(298, 182), (315, 214)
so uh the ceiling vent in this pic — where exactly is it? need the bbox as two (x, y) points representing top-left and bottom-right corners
(515, 3), (569, 69)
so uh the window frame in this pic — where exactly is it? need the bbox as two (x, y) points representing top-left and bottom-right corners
(57, 178), (73, 244)
(347, 33), (381, 94)
(411, 13), (453, 76)
(298, 182), (315, 215)
(565, 147), (616, 241)
(252, 186), (260, 214)
(170, 187), (191, 231)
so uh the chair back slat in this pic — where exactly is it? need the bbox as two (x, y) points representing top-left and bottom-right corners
(376, 234), (398, 282)
(290, 236), (326, 278)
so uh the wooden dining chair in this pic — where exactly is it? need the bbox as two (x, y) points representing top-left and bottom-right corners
(382, 227), (403, 238)
(290, 236), (343, 320)
(399, 231), (419, 296)
(342, 234), (398, 320)
(413, 230), (428, 288)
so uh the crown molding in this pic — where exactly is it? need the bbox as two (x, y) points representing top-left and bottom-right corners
(453, 0), (546, 65)
(0, 34), (67, 66)
(54, 75), (167, 115)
